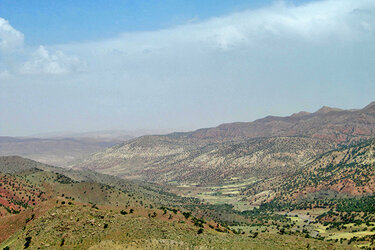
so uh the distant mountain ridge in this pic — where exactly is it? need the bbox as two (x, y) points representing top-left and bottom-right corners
(189, 102), (375, 144)
(73, 102), (375, 185)
(0, 129), (180, 167)
(0, 136), (131, 167)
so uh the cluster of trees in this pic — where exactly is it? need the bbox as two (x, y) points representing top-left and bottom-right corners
(336, 195), (375, 213)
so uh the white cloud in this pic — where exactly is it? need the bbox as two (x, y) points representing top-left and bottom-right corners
(60, 0), (375, 55)
(205, 0), (375, 47)
(46, 0), (375, 93)
(2, 0), (374, 80)
(0, 17), (24, 53)
(0, 18), (85, 76)
(18, 46), (86, 75)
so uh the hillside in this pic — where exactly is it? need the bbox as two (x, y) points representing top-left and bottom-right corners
(229, 138), (375, 248)
(75, 136), (334, 185)
(0, 171), (48, 216)
(1, 199), (338, 249)
(0, 156), (202, 210)
(0, 156), (344, 249)
(73, 102), (375, 185)
(238, 138), (375, 208)
(272, 138), (375, 202)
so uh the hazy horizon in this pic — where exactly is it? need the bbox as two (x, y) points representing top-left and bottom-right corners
(3, 100), (373, 138)
(2, 0), (375, 136)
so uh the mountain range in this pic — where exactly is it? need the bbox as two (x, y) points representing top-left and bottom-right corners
(73, 102), (375, 186)
(0, 129), (175, 167)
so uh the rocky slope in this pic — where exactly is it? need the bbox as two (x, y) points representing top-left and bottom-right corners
(242, 138), (375, 205)
(276, 138), (375, 200)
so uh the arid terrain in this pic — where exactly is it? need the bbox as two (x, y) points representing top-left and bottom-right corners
(0, 156), (342, 249)
(2, 1), (374, 248)
(2, 103), (375, 248)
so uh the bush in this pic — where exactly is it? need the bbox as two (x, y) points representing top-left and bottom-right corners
(183, 212), (191, 219)
(120, 210), (128, 215)
(24, 236), (32, 249)
(197, 228), (204, 234)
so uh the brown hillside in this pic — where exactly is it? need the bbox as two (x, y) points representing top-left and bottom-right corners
(190, 102), (375, 144)
(266, 138), (375, 202)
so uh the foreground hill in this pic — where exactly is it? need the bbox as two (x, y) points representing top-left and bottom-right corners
(0, 156), (203, 209)
(1, 199), (338, 249)
(73, 102), (375, 185)
(0, 156), (342, 249)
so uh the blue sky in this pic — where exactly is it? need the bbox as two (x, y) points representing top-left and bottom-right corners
(0, 0), (313, 45)
(1, 0), (375, 136)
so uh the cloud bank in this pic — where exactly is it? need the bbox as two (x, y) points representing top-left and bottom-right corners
(0, 17), (24, 53)
(18, 46), (85, 75)
(1, 0), (375, 135)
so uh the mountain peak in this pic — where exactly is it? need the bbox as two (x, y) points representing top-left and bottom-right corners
(290, 111), (310, 117)
(315, 106), (342, 114)
(362, 101), (375, 113)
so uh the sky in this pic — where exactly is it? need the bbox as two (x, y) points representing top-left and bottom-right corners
(1, 0), (375, 136)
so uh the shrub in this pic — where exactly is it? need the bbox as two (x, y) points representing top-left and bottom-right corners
(24, 236), (32, 249)
(183, 212), (191, 219)
(120, 210), (128, 215)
